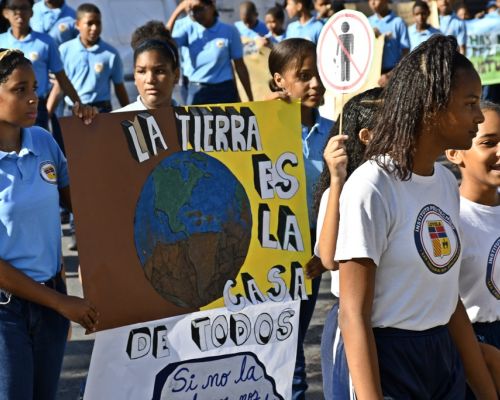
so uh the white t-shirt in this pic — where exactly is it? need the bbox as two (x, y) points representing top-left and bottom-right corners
(315, 188), (340, 297)
(113, 96), (179, 113)
(459, 197), (500, 323)
(112, 96), (148, 113)
(335, 159), (462, 331)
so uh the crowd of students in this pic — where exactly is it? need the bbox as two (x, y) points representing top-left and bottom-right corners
(0, 0), (498, 399)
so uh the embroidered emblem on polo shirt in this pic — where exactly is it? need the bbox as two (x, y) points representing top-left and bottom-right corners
(30, 52), (39, 61)
(40, 161), (57, 184)
(414, 204), (460, 274)
(94, 62), (104, 73)
(59, 23), (68, 32)
(486, 237), (500, 299)
(216, 39), (225, 48)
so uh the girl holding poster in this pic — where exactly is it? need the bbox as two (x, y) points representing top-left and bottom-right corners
(334, 35), (497, 399)
(116, 21), (180, 112)
(268, 37), (332, 400)
(0, 49), (97, 399)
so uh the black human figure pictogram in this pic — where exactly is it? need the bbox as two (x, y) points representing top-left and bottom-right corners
(336, 21), (354, 82)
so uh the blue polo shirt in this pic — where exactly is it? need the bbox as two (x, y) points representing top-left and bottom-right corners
(173, 18), (243, 84)
(302, 111), (333, 228)
(439, 14), (466, 46)
(59, 36), (124, 105)
(0, 29), (63, 98)
(30, 1), (78, 46)
(175, 17), (193, 79)
(286, 17), (324, 44)
(265, 31), (285, 44)
(408, 24), (442, 50)
(234, 20), (269, 38)
(369, 11), (410, 71)
(0, 127), (69, 282)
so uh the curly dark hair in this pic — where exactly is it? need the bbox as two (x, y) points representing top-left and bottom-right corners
(313, 87), (383, 214)
(480, 100), (500, 115)
(365, 34), (476, 180)
(131, 21), (179, 69)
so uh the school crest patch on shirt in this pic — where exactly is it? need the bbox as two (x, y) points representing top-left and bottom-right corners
(94, 63), (104, 73)
(414, 204), (461, 274)
(216, 39), (225, 48)
(58, 23), (68, 32)
(30, 52), (39, 61)
(486, 237), (500, 299)
(40, 161), (57, 184)
(427, 220), (451, 257)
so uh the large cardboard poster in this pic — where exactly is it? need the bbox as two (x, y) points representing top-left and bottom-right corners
(61, 100), (311, 331)
(84, 300), (300, 399)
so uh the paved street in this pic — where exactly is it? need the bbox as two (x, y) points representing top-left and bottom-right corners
(57, 223), (333, 400)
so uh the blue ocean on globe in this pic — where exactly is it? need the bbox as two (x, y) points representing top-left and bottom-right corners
(134, 150), (252, 269)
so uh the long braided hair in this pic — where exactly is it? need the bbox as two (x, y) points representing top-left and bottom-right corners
(365, 34), (475, 180)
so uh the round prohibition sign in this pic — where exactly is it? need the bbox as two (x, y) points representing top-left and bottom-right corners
(317, 10), (375, 94)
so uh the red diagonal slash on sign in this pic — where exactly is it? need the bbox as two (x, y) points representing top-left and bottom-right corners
(330, 24), (362, 77)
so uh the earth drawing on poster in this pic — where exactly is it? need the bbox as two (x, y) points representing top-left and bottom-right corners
(134, 151), (252, 309)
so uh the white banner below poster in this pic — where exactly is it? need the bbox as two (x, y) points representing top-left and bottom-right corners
(84, 300), (300, 399)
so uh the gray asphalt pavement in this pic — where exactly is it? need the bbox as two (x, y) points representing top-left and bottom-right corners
(57, 223), (332, 400)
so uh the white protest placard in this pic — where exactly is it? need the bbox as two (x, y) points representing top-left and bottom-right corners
(317, 10), (375, 94)
(84, 300), (300, 399)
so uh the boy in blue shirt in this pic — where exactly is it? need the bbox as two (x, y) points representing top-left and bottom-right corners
(368, 0), (409, 85)
(285, 0), (324, 44)
(30, 0), (78, 47)
(0, 0), (81, 129)
(235, 1), (269, 55)
(408, 1), (441, 50)
(31, 0), (78, 164)
(235, 1), (268, 39)
(57, 3), (129, 113)
(437, 0), (466, 54)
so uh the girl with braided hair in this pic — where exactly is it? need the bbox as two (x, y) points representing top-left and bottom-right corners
(333, 34), (497, 399)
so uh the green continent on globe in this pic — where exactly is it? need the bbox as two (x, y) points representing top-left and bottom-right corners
(152, 161), (209, 233)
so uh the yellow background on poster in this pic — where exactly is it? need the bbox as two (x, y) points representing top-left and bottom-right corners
(197, 100), (312, 310)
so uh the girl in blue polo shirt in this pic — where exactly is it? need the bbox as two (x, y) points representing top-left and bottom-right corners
(268, 38), (333, 400)
(0, 48), (97, 400)
(167, 0), (253, 105)
(334, 35), (496, 399)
